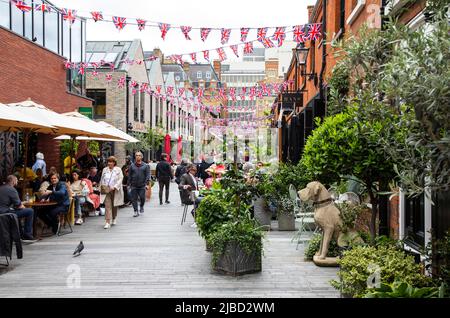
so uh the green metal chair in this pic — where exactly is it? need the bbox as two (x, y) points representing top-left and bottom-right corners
(288, 184), (317, 249)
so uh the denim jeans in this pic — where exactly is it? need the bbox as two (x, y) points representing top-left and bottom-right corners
(74, 195), (87, 217)
(131, 187), (146, 212)
(14, 208), (34, 238)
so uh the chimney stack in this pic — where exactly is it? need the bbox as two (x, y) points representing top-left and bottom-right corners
(152, 48), (163, 61)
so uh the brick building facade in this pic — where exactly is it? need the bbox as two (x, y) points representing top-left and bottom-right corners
(0, 26), (92, 176)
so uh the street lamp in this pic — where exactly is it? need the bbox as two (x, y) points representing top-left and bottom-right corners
(294, 46), (309, 66)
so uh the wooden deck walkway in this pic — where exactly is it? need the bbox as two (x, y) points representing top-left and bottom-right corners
(0, 184), (339, 298)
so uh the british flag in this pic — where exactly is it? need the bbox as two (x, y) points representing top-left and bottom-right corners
(293, 25), (307, 43)
(261, 37), (275, 48)
(180, 26), (192, 40)
(167, 86), (174, 96)
(198, 88), (204, 98)
(155, 85), (162, 94)
(240, 28), (250, 42)
(243, 42), (254, 54)
(273, 27), (286, 47)
(230, 45), (239, 58)
(203, 50), (210, 62)
(306, 23), (321, 41)
(105, 74), (113, 83)
(217, 48), (227, 61)
(169, 54), (183, 65)
(64, 60), (73, 69)
(140, 83), (148, 93)
(90, 62), (100, 69)
(91, 11), (103, 22)
(35, 3), (51, 12)
(91, 70), (99, 78)
(112, 16), (126, 30)
(159, 23), (170, 40)
(240, 87), (247, 99)
(137, 19), (146, 31)
(62, 8), (77, 25)
(14, 1), (31, 12)
(117, 76), (126, 89)
(200, 28), (211, 42)
(257, 27), (268, 42)
(178, 88), (185, 97)
(220, 28), (231, 45)
(190, 52), (197, 64)
(249, 87), (256, 100)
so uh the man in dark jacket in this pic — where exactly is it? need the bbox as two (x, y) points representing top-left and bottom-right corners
(156, 153), (174, 205)
(0, 175), (36, 242)
(178, 164), (199, 228)
(0, 212), (23, 260)
(128, 151), (150, 217)
(39, 173), (70, 234)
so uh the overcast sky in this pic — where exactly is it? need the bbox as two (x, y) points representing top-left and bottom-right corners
(51, 0), (317, 58)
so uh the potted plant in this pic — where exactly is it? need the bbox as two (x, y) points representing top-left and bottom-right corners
(276, 197), (296, 231)
(195, 191), (232, 252)
(209, 217), (264, 276)
(253, 174), (272, 230)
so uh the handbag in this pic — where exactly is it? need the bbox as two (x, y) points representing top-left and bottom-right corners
(100, 170), (114, 194)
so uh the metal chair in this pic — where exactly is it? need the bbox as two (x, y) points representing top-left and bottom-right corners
(56, 200), (73, 236)
(181, 201), (194, 225)
(288, 184), (317, 249)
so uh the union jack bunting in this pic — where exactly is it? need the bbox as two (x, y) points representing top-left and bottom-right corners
(90, 62), (100, 69)
(91, 70), (99, 78)
(240, 87), (247, 100)
(200, 28), (211, 42)
(261, 37), (275, 48)
(293, 25), (307, 43)
(190, 52), (197, 63)
(249, 87), (256, 100)
(105, 74), (113, 83)
(117, 76), (126, 89)
(159, 23), (171, 40)
(166, 86), (174, 96)
(156, 85), (162, 94)
(243, 42), (254, 54)
(257, 27), (268, 42)
(180, 26), (192, 40)
(273, 27), (286, 47)
(240, 28), (250, 42)
(140, 83), (148, 93)
(137, 19), (146, 31)
(220, 28), (231, 45)
(112, 16), (126, 30)
(198, 88), (204, 98)
(169, 54), (183, 65)
(178, 88), (185, 97)
(217, 48), (227, 61)
(203, 50), (210, 62)
(64, 60), (73, 69)
(62, 9), (77, 25)
(306, 23), (321, 41)
(35, 3), (51, 12)
(130, 80), (138, 88)
(91, 11), (103, 22)
(230, 45), (239, 58)
(14, 1), (31, 12)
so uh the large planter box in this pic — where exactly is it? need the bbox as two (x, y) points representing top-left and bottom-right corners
(253, 197), (271, 230)
(213, 241), (262, 276)
(278, 213), (295, 231)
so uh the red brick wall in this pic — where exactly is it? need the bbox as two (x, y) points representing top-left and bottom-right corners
(0, 27), (92, 172)
(389, 195), (400, 239)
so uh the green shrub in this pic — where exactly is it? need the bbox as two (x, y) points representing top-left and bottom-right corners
(331, 245), (432, 297)
(304, 233), (339, 260)
(363, 281), (445, 298)
(209, 219), (265, 266)
(195, 193), (232, 241)
(276, 196), (295, 216)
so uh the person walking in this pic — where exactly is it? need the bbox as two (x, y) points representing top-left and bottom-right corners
(156, 153), (173, 205)
(128, 151), (150, 217)
(99, 156), (124, 229)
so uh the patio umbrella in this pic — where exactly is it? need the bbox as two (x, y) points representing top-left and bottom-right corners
(97, 121), (140, 143)
(0, 102), (56, 132)
(164, 134), (171, 158)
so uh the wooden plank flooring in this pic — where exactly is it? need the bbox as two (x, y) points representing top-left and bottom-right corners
(0, 184), (339, 298)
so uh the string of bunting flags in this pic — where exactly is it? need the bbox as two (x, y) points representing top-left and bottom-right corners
(9, 0), (322, 48)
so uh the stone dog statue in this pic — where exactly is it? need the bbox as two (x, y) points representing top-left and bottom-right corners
(298, 181), (342, 266)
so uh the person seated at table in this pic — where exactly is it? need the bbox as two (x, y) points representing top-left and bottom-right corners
(87, 166), (101, 188)
(39, 173), (70, 234)
(68, 170), (89, 225)
(31, 168), (45, 193)
(81, 171), (100, 213)
(179, 164), (201, 228)
(0, 175), (37, 242)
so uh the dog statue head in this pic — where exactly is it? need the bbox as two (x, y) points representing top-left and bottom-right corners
(298, 181), (329, 203)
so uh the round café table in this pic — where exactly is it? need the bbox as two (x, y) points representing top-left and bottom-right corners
(23, 201), (57, 239)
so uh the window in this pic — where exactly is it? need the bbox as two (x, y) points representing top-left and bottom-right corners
(44, 10), (58, 53)
(405, 194), (425, 249)
(140, 91), (145, 123)
(0, 1), (9, 28)
(134, 92), (140, 122)
(205, 72), (211, 79)
(86, 89), (106, 119)
(34, 4), (44, 46)
(197, 71), (202, 79)
(62, 16), (70, 59)
(25, 4), (32, 39)
(11, 4), (24, 35)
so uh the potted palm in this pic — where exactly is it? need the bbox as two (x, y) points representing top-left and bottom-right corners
(277, 197), (296, 231)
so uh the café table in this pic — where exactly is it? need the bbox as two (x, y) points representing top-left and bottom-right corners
(23, 201), (57, 239)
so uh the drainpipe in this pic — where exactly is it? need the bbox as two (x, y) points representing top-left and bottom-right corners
(126, 76), (131, 155)
(319, 0), (327, 104)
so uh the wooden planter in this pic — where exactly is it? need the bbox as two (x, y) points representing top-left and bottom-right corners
(213, 241), (262, 276)
(253, 197), (271, 230)
(278, 213), (295, 231)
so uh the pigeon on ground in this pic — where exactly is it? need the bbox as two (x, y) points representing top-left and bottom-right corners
(73, 241), (84, 257)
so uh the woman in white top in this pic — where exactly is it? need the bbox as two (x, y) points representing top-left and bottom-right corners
(99, 156), (124, 229)
(69, 170), (89, 225)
